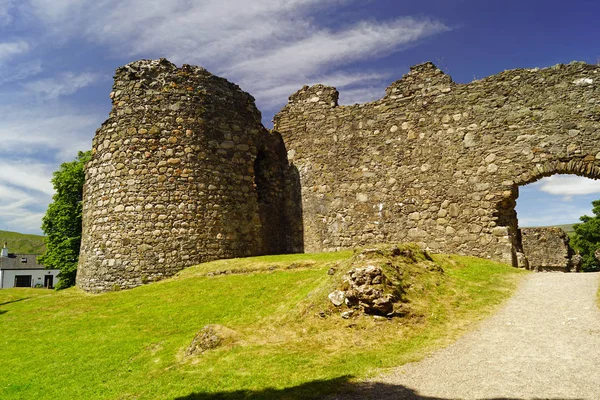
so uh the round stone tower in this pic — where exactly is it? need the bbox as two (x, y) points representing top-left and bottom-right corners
(77, 59), (294, 292)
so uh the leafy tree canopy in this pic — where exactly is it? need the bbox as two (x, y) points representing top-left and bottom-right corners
(38, 150), (91, 289)
(570, 199), (600, 272)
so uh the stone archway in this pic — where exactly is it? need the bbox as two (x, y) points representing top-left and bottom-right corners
(274, 61), (600, 265)
(495, 161), (600, 267)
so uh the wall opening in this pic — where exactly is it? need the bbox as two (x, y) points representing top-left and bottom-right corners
(508, 174), (600, 270)
(254, 149), (287, 255)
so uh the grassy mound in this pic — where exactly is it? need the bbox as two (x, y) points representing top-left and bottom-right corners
(0, 230), (46, 254)
(0, 246), (527, 400)
(322, 244), (445, 317)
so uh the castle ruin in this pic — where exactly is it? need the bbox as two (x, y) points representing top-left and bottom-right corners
(77, 60), (302, 292)
(520, 227), (579, 272)
(78, 59), (600, 292)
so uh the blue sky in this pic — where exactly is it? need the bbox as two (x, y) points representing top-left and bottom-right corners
(0, 0), (599, 234)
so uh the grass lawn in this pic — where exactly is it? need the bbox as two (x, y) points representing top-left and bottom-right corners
(0, 250), (527, 399)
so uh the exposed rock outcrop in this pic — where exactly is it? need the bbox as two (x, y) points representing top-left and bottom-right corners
(328, 244), (444, 317)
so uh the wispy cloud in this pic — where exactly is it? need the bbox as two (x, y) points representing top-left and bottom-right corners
(254, 70), (390, 108)
(534, 175), (600, 199)
(0, 162), (55, 233)
(225, 18), (448, 79)
(0, 105), (100, 159)
(1, 0), (452, 234)
(0, 162), (54, 195)
(0, 183), (49, 233)
(0, 0), (17, 26)
(0, 59), (43, 85)
(23, 0), (449, 108)
(338, 86), (386, 105)
(23, 71), (102, 99)
(0, 40), (29, 63)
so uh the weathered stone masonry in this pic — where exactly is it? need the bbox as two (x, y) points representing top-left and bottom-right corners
(274, 61), (600, 266)
(520, 227), (578, 272)
(78, 59), (600, 292)
(78, 59), (301, 292)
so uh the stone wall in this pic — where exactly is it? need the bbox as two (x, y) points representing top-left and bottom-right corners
(274, 61), (600, 265)
(520, 228), (575, 271)
(78, 59), (600, 292)
(77, 59), (301, 292)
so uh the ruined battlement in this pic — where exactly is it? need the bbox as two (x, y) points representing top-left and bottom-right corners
(384, 62), (454, 99)
(78, 59), (600, 292)
(274, 61), (600, 265)
(77, 59), (302, 292)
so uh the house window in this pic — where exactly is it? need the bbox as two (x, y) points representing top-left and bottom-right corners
(20, 257), (27, 263)
(14, 275), (32, 287)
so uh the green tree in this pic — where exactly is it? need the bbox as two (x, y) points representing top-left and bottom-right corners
(38, 151), (92, 289)
(571, 199), (600, 272)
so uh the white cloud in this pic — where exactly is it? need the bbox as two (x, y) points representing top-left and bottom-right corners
(0, 103), (99, 160)
(338, 86), (387, 105)
(226, 18), (447, 80)
(0, 167), (54, 234)
(534, 175), (600, 197)
(22, 0), (449, 109)
(0, 162), (54, 195)
(255, 70), (390, 109)
(0, 183), (48, 233)
(1, 0), (452, 234)
(517, 175), (600, 227)
(0, 0), (16, 25)
(0, 100), (102, 235)
(517, 203), (592, 227)
(23, 72), (102, 99)
(0, 40), (29, 63)
(0, 59), (43, 85)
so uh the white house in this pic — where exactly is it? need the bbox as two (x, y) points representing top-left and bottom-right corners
(0, 243), (60, 289)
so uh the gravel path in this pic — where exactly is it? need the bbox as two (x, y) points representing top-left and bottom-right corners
(336, 272), (600, 399)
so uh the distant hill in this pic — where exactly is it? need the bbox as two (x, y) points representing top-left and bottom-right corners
(552, 223), (576, 233)
(0, 230), (46, 255)
(520, 223), (577, 233)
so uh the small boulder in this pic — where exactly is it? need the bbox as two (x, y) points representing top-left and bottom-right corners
(328, 290), (345, 306)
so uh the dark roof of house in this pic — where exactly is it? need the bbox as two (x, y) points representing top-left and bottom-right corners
(0, 254), (45, 270)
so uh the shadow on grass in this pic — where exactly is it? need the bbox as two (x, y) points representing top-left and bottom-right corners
(175, 376), (579, 400)
(175, 376), (352, 400)
(0, 297), (30, 307)
(0, 297), (30, 315)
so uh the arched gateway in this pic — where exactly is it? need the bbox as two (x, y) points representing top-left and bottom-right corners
(78, 59), (600, 291)
(274, 61), (600, 267)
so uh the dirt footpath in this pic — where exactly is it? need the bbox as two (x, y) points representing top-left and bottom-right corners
(338, 272), (600, 399)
